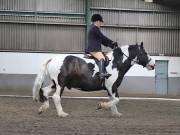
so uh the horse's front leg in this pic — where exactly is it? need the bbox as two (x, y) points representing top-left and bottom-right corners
(109, 96), (122, 117)
(98, 94), (119, 109)
(98, 83), (122, 117)
(98, 93), (121, 116)
(110, 88), (122, 117)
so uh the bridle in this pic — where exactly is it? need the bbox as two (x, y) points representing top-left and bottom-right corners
(122, 52), (139, 65)
(120, 48), (151, 67)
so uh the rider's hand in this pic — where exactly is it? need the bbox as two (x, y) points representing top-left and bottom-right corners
(112, 42), (118, 49)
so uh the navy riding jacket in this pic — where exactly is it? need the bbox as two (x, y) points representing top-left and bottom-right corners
(87, 24), (114, 52)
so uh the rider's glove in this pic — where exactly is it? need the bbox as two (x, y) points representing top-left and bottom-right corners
(112, 42), (118, 49)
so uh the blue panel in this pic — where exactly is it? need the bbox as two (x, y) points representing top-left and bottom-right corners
(155, 60), (168, 95)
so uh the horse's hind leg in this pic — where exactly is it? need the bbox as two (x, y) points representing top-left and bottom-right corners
(38, 84), (55, 114)
(52, 84), (68, 117)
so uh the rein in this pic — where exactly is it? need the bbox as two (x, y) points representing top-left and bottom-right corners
(121, 50), (139, 65)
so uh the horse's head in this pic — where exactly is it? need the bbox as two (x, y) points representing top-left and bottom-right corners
(129, 42), (155, 70)
(111, 42), (155, 70)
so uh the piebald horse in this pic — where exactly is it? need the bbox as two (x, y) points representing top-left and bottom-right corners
(33, 42), (155, 117)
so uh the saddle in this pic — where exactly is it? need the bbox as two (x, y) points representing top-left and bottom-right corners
(84, 53), (110, 67)
(84, 53), (111, 88)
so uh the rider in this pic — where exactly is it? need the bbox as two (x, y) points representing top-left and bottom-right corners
(86, 14), (118, 79)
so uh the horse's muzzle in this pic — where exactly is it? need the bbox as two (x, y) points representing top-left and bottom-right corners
(146, 64), (155, 70)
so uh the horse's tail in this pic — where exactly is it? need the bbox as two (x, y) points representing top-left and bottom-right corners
(32, 59), (51, 101)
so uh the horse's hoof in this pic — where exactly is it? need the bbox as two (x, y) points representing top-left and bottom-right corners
(33, 97), (39, 102)
(112, 112), (122, 117)
(96, 102), (103, 110)
(38, 107), (44, 115)
(38, 110), (43, 115)
(58, 112), (69, 117)
(34, 99), (38, 102)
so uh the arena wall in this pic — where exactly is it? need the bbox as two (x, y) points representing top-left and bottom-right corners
(0, 0), (180, 96)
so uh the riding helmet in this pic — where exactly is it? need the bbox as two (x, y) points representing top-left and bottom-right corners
(91, 14), (103, 22)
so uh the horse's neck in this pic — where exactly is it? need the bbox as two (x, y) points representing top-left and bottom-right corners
(107, 47), (132, 75)
(120, 46), (129, 55)
(106, 51), (114, 60)
(106, 45), (129, 56)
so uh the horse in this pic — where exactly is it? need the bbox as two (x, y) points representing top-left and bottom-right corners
(32, 42), (155, 117)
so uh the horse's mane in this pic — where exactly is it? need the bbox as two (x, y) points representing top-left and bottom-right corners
(106, 44), (138, 69)
(109, 47), (124, 69)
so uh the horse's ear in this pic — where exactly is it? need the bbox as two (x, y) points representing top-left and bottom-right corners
(140, 42), (143, 48)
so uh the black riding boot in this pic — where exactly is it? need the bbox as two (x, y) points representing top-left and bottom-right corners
(99, 59), (111, 79)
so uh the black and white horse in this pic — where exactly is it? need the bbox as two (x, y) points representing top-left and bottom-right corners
(33, 42), (155, 117)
